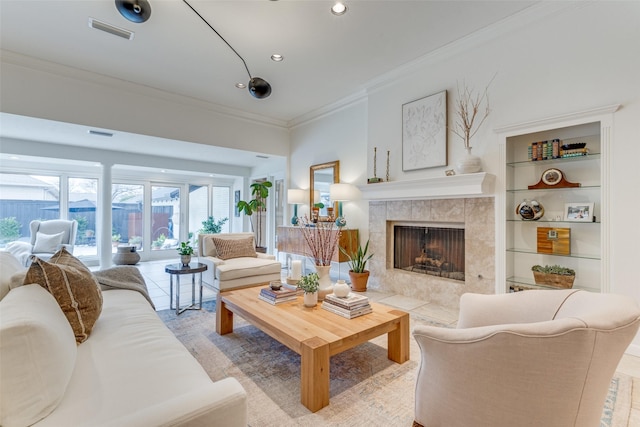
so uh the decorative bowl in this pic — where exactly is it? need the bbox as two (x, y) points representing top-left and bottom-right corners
(269, 281), (283, 291)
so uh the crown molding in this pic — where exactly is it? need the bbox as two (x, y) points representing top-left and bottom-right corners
(288, 2), (585, 125)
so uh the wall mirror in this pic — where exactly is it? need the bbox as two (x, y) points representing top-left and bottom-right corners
(310, 160), (340, 219)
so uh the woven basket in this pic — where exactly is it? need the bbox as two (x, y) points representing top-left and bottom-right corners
(532, 271), (575, 289)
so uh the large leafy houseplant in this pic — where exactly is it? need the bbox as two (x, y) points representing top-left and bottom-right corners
(236, 181), (272, 250)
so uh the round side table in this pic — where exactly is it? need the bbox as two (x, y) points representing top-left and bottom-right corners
(165, 262), (207, 315)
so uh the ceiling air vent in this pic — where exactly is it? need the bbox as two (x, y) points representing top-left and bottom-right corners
(88, 130), (114, 137)
(88, 18), (134, 40)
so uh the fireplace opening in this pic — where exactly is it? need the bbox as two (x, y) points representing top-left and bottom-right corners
(393, 225), (465, 281)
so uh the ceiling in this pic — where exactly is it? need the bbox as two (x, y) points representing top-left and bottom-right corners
(0, 0), (536, 166)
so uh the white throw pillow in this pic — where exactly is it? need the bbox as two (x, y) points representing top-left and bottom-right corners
(33, 231), (65, 254)
(0, 284), (77, 427)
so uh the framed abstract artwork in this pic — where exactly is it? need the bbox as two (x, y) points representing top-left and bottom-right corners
(402, 90), (447, 171)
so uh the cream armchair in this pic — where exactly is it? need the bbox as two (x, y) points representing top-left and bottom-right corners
(197, 232), (281, 293)
(5, 220), (78, 266)
(412, 289), (640, 427)
(29, 219), (78, 261)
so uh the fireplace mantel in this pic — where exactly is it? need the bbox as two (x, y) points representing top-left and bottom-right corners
(357, 172), (495, 201)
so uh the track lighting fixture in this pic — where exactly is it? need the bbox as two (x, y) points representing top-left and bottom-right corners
(182, 0), (272, 99)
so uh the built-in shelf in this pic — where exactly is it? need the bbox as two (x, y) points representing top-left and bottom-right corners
(506, 247), (600, 260)
(358, 172), (495, 201)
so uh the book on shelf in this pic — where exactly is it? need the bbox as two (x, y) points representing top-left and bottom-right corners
(321, 301), (372, 319)
(258, 294), (297, 305)
(324, 293), (369, 309)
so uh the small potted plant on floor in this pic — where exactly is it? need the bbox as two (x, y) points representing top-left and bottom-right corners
(177, 241), (194, 266)
(340, 239), (374, 292)
(298, 272), (320, 307)
(531, 264), (576, 289)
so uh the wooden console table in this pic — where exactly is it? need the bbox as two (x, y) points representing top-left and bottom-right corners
(277, 226), (359, 262)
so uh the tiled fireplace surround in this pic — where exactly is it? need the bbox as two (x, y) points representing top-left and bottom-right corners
(366, 197), (495, 311)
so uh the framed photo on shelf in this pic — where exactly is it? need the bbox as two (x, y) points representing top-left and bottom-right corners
(564, 202), (594, 222)
(402, 90), (447, 171)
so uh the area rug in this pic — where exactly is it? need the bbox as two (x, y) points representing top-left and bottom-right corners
(157, 301), (632, 427)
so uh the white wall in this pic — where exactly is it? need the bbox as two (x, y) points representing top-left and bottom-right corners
(289, 99), (369, 238)
(290, 2), (640, 351)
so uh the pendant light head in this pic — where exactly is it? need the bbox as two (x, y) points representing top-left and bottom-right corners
(248, 77), (272, 99)
(116, 0), (152, 23)
(182, 0), (271, 100)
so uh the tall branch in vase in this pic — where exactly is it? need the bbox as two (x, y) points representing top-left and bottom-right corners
(297, 216), (342, 266)
(451, 75), (495, 149)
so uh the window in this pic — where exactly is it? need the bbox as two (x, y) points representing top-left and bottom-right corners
(151, 185), (180, 250)
(189, 185), (208, 245)
(112, 184), (144, 252)
(68, 177), (98, 257)
(212, 186), (230, 234)
(0, 173), (60, 248)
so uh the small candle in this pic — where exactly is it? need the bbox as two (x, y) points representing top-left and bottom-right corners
(291, 260), (302, 280)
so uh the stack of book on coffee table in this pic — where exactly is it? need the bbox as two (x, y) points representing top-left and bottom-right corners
(258, 286), (298, 305)
(322, 293), (372, 319)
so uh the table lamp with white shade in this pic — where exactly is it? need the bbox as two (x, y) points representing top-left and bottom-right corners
(287, 189), (307, 225)
(329, 183), (359, 227)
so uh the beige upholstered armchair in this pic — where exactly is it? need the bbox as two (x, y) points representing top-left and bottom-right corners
(29, 219), (78, 261)
(197, 232), (281, 293)
(412, 289), (640, 427)
(4, 219), (79, 266)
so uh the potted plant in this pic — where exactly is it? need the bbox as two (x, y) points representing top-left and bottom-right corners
(236, 181), (272, 252)
(200, 216), (229, 234)
(128, 235), (142, 250)
(298, 272), (320, 307)
(312, 202), (324, 223)
(531, 264), (576, 289)
(112, 233), (121, 248)
(177, 241), (194, 266)
(340, 239), (374, 292)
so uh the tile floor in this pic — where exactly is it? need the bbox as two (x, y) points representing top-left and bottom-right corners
(133, 259), (640, 422)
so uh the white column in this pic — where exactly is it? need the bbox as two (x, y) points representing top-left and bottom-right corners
(99, 163), (113, 268)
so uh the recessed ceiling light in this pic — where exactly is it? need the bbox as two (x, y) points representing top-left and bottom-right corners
(271, 54), (283, 62)
(9, 156), (19, 160)
(331, 2), (347, 16)
(236, 82), (246, 89)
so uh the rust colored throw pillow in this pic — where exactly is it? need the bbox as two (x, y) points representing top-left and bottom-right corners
(211, 236), (257, 260)
(24, 247), (103, 343)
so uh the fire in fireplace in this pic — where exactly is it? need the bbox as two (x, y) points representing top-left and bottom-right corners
(393, 225), (465, 281)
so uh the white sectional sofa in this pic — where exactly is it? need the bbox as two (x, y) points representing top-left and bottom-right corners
(198, 232), (281, 292)
(0, 251), (247, 427)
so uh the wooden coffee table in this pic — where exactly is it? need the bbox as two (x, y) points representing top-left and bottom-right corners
(216, 287), (410, 412)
